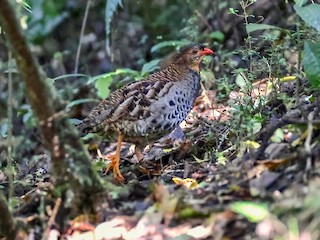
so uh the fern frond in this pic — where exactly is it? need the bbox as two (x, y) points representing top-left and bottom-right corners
(105, 0), (123, 56)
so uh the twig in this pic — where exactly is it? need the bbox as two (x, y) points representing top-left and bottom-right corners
(74, 0), (91, 74)
(44, 198), (62, 239)
(304, 112), (314, 171)
(7, 51), (14, 205)
(194, 10), (212, 31)
(240, 0), (255, 72)
(295, 16), (302, 106)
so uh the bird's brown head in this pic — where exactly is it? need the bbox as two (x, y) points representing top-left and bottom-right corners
(173, 43), (214, 72)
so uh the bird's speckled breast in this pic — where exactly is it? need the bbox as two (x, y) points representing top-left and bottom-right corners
(118, 69), (201, 139)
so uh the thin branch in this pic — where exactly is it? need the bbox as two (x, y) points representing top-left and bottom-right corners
(74, 0), (91, 74)
(304, 112), (314, 171)
(7, 51), (14, 204)
(44, 198), (62, 239)
(194, 10), (212, 31)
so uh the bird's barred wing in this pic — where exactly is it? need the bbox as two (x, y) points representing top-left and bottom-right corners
(107, 78), (174, 122)
(82, 76), (173, 124)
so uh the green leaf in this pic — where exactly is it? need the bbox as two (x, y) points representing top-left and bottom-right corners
(52, 73), (88, 82)
(228, 7), (238, 14)
(0, 119), (8, 137)
(192, 155), (209, 163)
(4, 68), (19, 74)
(303, 41), (320, 88)
(66, 98), (99, 109)
(215, 151), (227, 165)
(141, 59), (161, 76)
(20, 0), (32, 12)
(105, 0), (123, 55)
(90, 69), (140, 98)
(294, 0), (308, 7)
(230, 201), (269, 223)
(18, 104), (36, 128)
(163, 148), (174, 153)
(178, 207), (208, 219)
(246, 23), (284, 33)
(151, 40), (189, 53)
(27, 0), (69, 41)
(271, 128), (284, 143)
(250, 114), (263, 135)
(235, 73), (247, 88)
(208, 31), (225, 42)
(294, 4), (320, 31)
(87, 68), (139, 84)
(95, 76), (113, 99)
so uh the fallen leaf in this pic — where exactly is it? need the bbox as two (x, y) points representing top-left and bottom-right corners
(172, 177), (199, 190)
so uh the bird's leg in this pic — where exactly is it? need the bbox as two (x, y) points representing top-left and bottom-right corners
(134, 145), (143, 162)
(104, 133), (124, 182)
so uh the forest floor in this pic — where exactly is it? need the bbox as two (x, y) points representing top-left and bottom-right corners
(10, 82), (320, 240)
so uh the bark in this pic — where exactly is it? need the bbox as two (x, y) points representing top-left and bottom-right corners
(0, 192), (17, 239)
(0, 0), (103, 210)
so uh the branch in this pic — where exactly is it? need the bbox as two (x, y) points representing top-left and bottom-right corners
(254, 102), (318, 160)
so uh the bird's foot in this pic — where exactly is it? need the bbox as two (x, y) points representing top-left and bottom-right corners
(98, 149), (124, 182)
(104, 153), (125, 182)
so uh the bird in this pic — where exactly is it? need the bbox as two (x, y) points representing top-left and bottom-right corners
(77, 43), (214, 182)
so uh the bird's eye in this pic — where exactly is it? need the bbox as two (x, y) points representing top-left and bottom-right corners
(192, 50), (198, 54)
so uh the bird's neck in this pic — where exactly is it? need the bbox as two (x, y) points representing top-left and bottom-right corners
(172, 57), (201, 73)
(169, 63), (200, 75)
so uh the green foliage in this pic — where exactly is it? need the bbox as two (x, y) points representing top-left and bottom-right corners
(17, 104), (36, 128)
(141, 59), (161, 76)
(303, 41), (320, 88)
(105, 0), (123, 55)
(150, 40), (190, 53)
(293, 3), (320, 89)
(89, 68), (139, 99)
(294, 0), (308, 6)
(271, 128), (285, 143)
(95, 77), (113, 99)
(65, 98), (99, 109)
(230, 201), (269, 223)
(215, 150), (228, 165)
(0, 119), (8, 138)
(294, 3), (320, 32)
(207, 31), (225, 42)
(51, 73), (88, 82)
(228, 7), (238, 14)
(18, 0), (32, 12)
(219, 0), (320, 149)
(245, 23), (284, 34)
(27, 0), (69, 41)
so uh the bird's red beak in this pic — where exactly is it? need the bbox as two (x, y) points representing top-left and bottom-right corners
(201, 48), (214, 55)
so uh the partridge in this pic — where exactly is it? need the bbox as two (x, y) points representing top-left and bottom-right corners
(77, 43), (214, 181)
